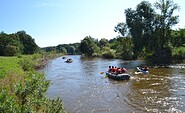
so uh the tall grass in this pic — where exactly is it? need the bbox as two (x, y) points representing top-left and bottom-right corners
(0, 57), (23, 78)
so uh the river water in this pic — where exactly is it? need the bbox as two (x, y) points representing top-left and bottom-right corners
(43, 55), (185, 113)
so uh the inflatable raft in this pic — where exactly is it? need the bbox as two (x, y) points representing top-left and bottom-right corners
(106, 72), (130, 80)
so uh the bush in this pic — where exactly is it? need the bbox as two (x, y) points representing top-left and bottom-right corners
(18, 58), (35, 71)
(146, 47), (173, 65)
(172, 47), (185, 61)
(4, 45), (19, 56)
(0, 72), (66, 113)
(102, 50), (115, 59)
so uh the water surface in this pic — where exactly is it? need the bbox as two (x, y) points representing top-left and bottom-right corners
(43, 55), (185, 113)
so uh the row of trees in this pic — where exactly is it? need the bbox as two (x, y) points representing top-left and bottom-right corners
(113, 0), (185, 64)
(78, 0), (185, 64)
(0, 31), (39, 56)
(42, 25), (185, 62)
(42, 43), (80, 55)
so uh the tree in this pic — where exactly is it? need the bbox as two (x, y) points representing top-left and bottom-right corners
(125, 1), (156, 57)
(171, 29), (185, 47)
(4, 45), (18, 56)
(79, 36), (97, 56)
(0, 32), (9, 56)
(17, 31), (39, 54)
(114, 37), (134, 60)
(99, 38), (109, 49)
(68, 46), (76, 55)
(154, 0), (180, 48)
(60, 47), (67, 55)
(0, 32), (23, 56)
(114, 22), (128, 37)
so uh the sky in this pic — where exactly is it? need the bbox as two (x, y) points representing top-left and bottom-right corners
(0, 0), (185, 47)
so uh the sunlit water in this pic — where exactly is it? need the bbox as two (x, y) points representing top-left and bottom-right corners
(42, 55), (185, 113)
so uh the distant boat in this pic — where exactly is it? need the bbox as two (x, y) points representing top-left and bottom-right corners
(135, 67), (149, 74)
(65, 58), (73, 63)
(62, 57), (66, 59)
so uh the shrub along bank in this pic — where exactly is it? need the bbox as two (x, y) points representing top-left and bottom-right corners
(0, 53), (66, 113)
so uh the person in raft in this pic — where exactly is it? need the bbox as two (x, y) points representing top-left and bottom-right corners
(108, 66), (116, 73)
(108, 66), (127, 74)
(108, 66), (112, 72)
(141, 66), (148, 71)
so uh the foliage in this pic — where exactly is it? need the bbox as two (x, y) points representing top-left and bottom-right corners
(0, 72), (66, 113)
(114, 0), (181, 64)
(124, 1), (156, 56)
(98, 38), (110, 49)
(146, 47), (173, 65)
(171, 29), (185, 47)
(43, 43), (80, 55)
(101, 47), (115, 59)
(116, 37), (134, 60)
(60, 47), (68, 55)
(17, 31), (39, 54)
(0, 31), (39, 56)
(172, 47), (185, 61)
(0, 54), (66, 112)
(18, 57), (35, 71)
(114, 22), (128, 37)
(79, 36), (99, 56)
(0, 57), (23, 78)
(154, 0), (180, 48)
(4, 45), (19, 56)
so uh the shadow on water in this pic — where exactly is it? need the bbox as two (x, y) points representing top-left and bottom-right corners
(42, 55), (185, 113)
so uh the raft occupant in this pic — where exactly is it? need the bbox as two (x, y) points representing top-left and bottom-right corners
(142, 66), (148, 71)
(108, 66), (112, 72)
(116, 68), (122, 74)
(121, 67), (127, 73)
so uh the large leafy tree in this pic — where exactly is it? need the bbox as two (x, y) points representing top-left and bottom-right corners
(79, 36), (97, 56)
(154, 0), (180, 48)
(4, 45), (18, 56)
(17, 31), (39, 54)
(171, 29), (185, 47)
(115, 37), (134, 60)
(115, 0), (180, 63)
(99, 38), (109, 49)
(0, 32), (23, 56)
(114, 22), (128, 37)
(125, 1), (155, 57)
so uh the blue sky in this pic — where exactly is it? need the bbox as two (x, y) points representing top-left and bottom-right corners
(1, 0), (184, 47)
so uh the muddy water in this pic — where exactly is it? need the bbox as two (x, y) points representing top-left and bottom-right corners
(43, 55), (185, 113)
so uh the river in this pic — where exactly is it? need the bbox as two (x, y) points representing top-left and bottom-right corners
(42, 55), (185, 113)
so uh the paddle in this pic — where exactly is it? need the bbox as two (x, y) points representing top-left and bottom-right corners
(100, 72), (104, 74)
(100, 72), (108, 78)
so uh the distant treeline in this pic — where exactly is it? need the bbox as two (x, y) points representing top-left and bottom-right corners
(41, 43), (81, 55)
(0, 31), (39, 56)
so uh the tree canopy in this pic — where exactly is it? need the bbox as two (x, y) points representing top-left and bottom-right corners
(0, 31), (39, 56)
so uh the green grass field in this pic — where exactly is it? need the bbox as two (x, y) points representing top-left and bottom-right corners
(0, 57), (23, 78)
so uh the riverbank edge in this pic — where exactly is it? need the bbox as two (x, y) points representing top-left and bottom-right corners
(0, 53), (66, 113)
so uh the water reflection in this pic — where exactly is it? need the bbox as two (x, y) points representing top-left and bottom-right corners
(42, 55), (185, 113)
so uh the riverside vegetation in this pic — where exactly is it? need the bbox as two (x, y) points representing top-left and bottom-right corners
(0, 53), (66, 113)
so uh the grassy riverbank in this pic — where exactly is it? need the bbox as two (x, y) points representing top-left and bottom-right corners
(0, 57), (23, 78)
(0, 53), (66, 113)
